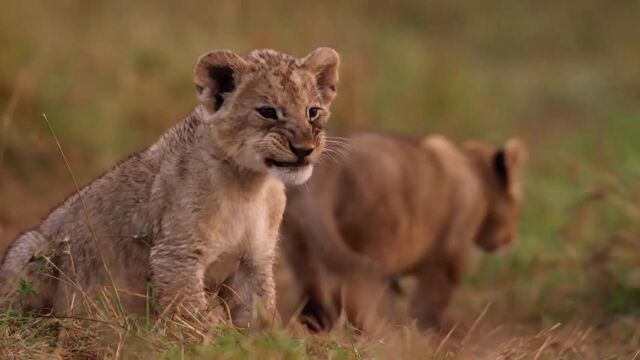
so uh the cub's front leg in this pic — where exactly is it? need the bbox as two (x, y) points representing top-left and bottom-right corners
(221, 253), (276, 328)
(150, 239), (208, 318)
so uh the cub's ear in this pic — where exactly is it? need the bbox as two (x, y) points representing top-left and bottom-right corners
(194, 50), (248, 114)
(493, 138), (528, 199)
(301, 47), (340, 106)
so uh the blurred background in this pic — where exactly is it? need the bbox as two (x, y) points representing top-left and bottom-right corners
(1, 0), (639, 352)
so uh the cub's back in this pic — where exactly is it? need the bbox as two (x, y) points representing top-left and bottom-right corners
(293, 133), (455, 273)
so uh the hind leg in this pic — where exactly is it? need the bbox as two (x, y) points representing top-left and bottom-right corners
(12, 262), (57, 313)
(410, 260), (458, 329)
(0, 230), (58, 313)
(1, 256), (57, 314)
(298, 265), (339, 332)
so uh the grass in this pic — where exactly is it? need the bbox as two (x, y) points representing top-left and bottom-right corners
(1, 0), (640, 358)
(0, 305), (611, 359)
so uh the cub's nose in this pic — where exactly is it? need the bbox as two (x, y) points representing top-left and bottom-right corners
(289, 142), (314, 160)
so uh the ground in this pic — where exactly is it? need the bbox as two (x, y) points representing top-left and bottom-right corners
(1, 0), (639, 358)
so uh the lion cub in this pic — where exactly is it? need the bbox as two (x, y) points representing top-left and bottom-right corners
(281, 133), (527, 330)
(0, 48), (340, 327)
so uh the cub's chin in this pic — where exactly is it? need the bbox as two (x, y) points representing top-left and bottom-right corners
(267, 164), (313, 185)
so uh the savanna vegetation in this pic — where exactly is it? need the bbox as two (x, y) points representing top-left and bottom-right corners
(1, 0), (639, 358)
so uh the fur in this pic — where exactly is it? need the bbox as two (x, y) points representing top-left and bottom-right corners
(0, 47), (340, 328)
(281, 133), (527, 331)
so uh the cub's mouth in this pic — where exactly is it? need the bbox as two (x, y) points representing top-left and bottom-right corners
(265, 157), (314, 185)
(265, 158), (309, 168)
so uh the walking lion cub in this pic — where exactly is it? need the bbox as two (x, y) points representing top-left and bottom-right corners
(281, 133), (527, 331)
(0, 47), (340, 327)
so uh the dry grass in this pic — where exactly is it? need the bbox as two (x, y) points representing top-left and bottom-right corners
(1, 302), (635, 359)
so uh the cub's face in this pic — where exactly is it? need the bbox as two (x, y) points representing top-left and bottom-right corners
(193, 48), (339, 185)
(467, 138), (528, 252)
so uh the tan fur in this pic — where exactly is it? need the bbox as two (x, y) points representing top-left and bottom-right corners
(281, 133), (527, 330)
(0, 47), (340, 327)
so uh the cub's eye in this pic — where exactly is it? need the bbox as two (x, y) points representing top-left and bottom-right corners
(308, 107), (322, 121)
(256, 107), (278, 120)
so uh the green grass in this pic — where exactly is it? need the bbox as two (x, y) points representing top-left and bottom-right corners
(1, 0), (640, 358)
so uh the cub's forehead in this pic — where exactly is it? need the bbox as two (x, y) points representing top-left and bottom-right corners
(246, 49), (302, 68)
(243, 49), (318, 103)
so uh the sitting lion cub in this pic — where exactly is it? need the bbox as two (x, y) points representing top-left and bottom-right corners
(0, 48), (340, 327)
(281, 133), (527, 330)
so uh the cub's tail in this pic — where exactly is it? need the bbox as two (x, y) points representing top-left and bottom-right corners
(0, 230), (54, 312)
